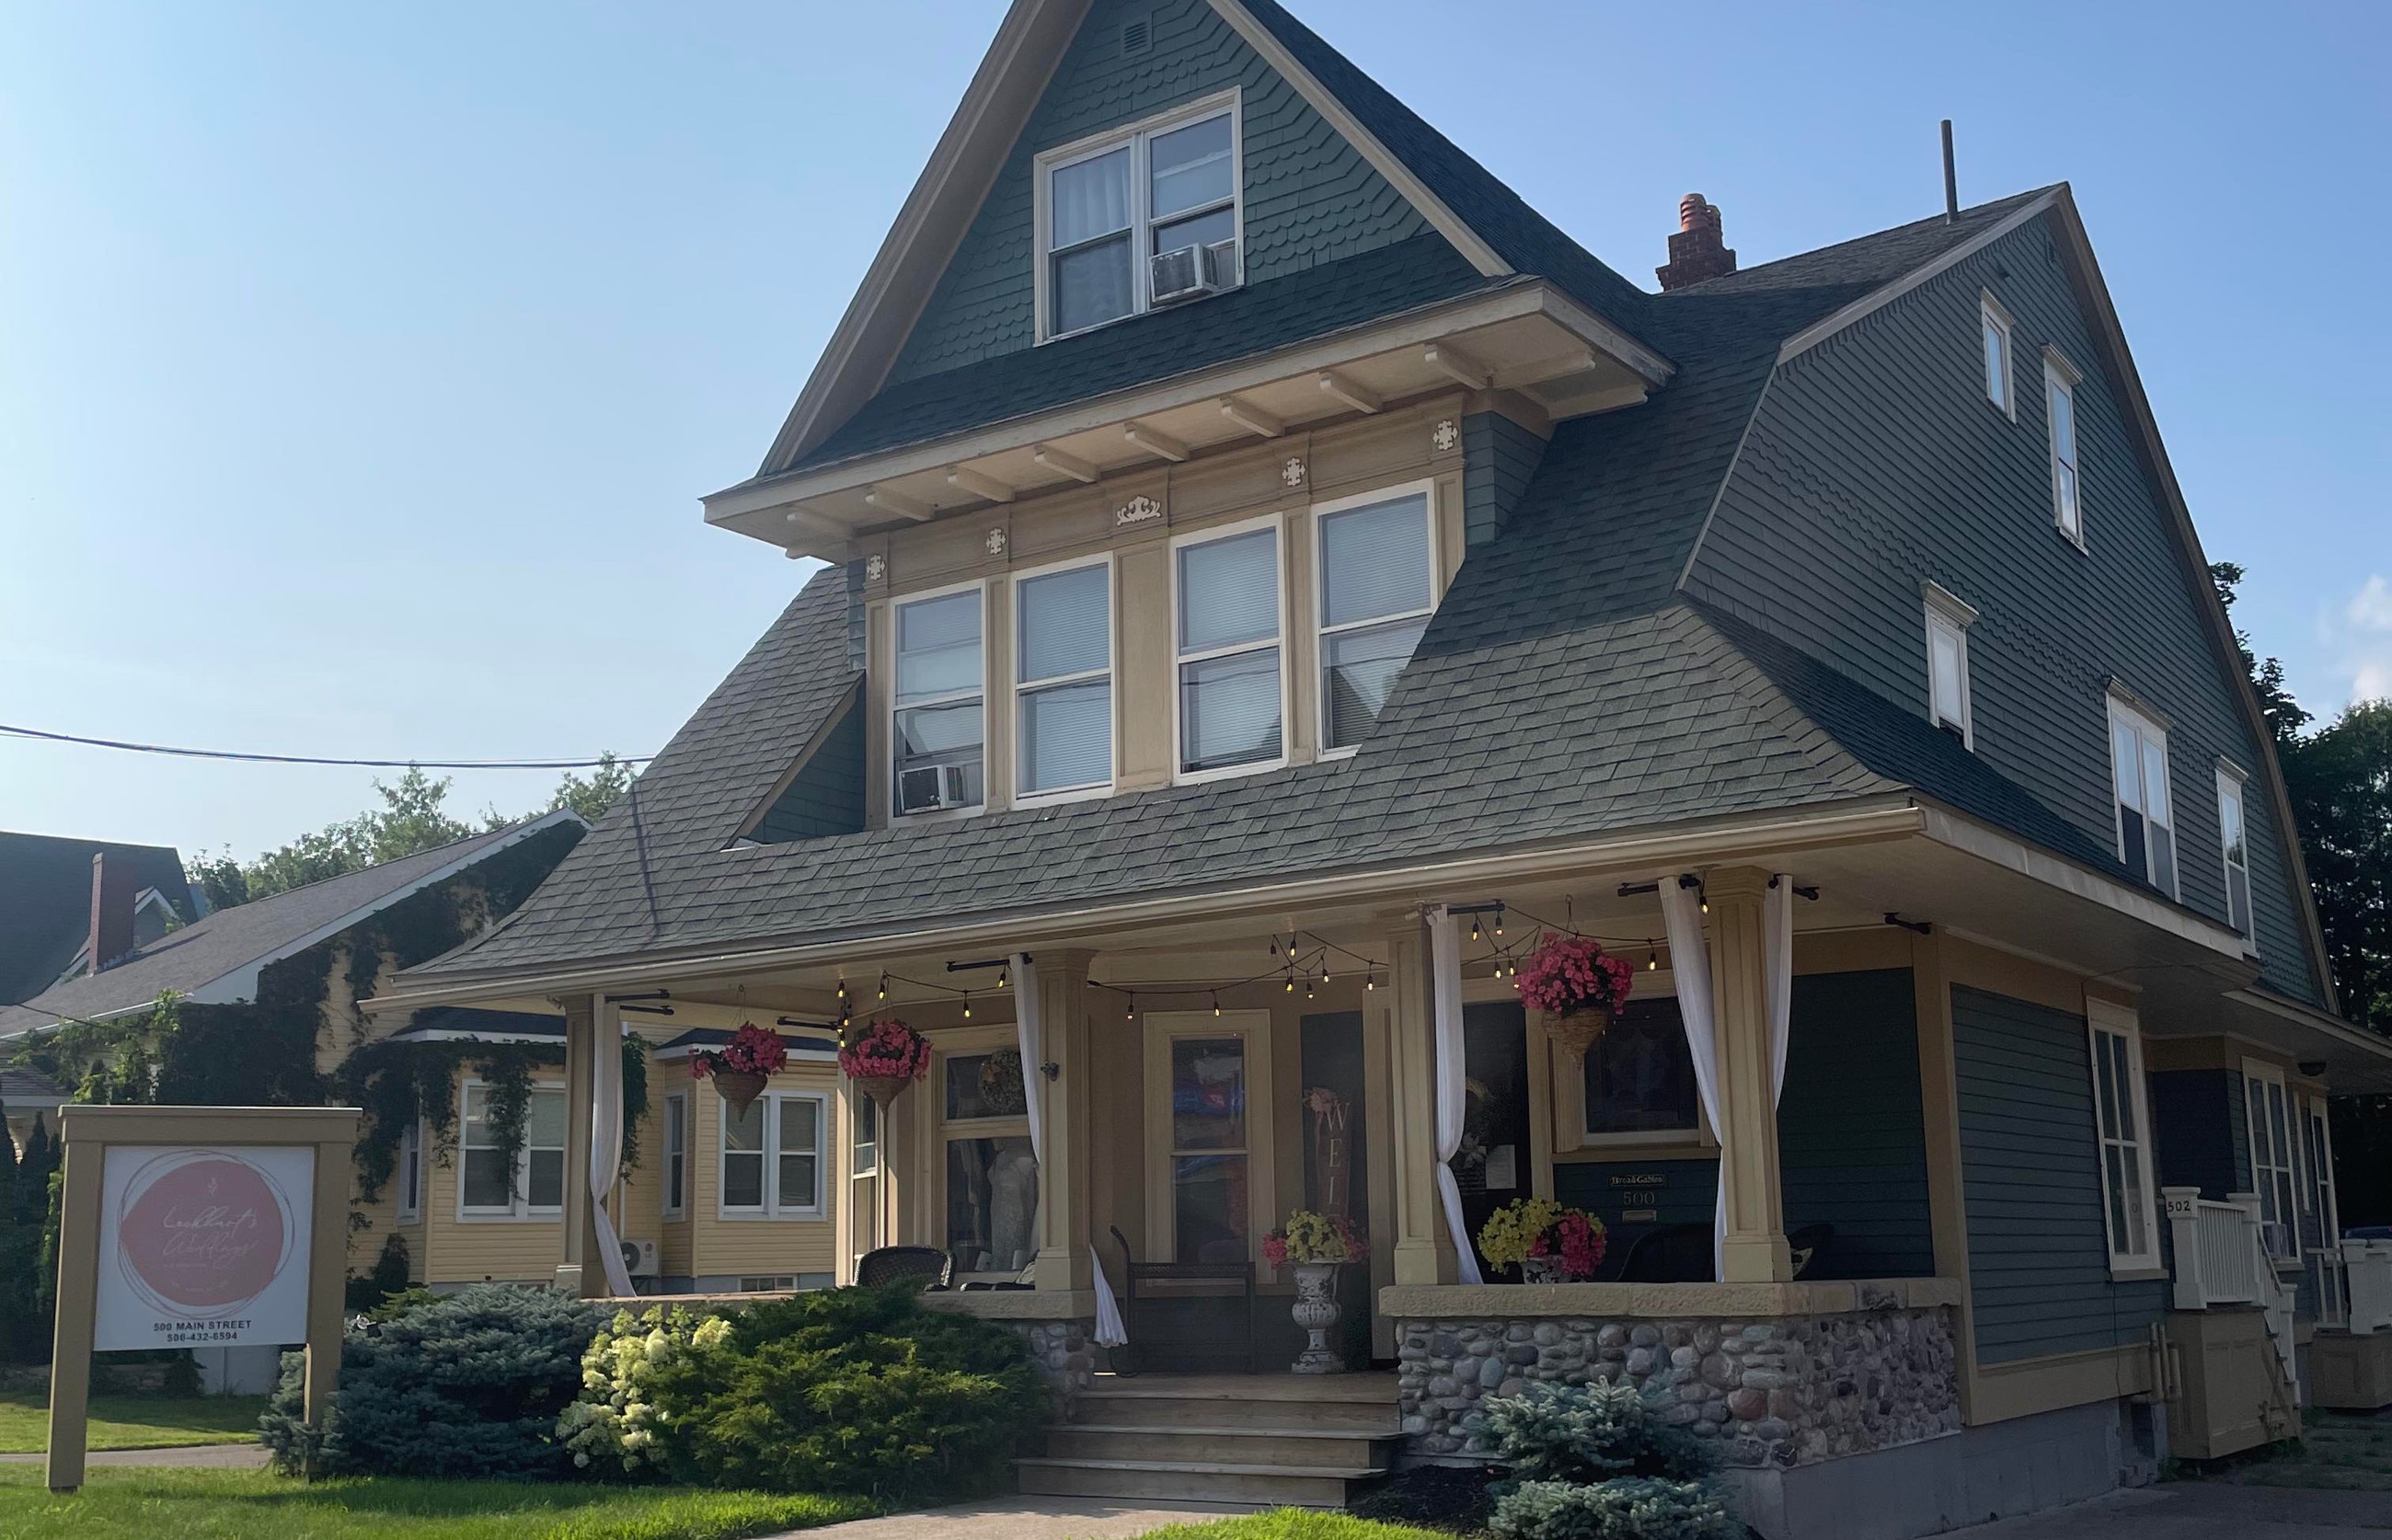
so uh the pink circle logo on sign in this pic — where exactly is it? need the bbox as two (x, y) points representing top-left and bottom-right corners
(115, 1152), (292, 1316)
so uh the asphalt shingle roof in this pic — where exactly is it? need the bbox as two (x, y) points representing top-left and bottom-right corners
(0, 833), (193, 1005)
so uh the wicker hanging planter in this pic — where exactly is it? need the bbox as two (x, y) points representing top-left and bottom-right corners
(1546, 1007), (1611, 1060)
(710, 1069), (769, 1120)
(853, 1075), (916, 1108)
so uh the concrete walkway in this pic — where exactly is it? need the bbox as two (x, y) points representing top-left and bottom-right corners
(0, 1442), (269, 1468)
(1949, 1482), (2392, 1536)
(771, 1495), (1253, 1540)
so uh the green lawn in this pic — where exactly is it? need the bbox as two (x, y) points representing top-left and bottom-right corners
(0, 1466), (869, 1540)
(0, 1391), (267, 1453)
(1138, 1515), (1451, 1540)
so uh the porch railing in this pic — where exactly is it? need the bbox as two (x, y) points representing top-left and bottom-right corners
(2308, 1247), (2351, 1332)
(2164, 1188), (2296, 1386)
(2348, 1237), (2392, 1335)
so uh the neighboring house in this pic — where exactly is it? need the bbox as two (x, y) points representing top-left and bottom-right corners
(0, 832), (197, 1007)
(371, 2), (2392, 1533)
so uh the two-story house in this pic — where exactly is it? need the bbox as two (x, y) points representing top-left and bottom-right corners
(372, 2), (2392, 1534)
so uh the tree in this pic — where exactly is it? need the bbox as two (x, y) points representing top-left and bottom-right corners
(544, 752), (633, 827)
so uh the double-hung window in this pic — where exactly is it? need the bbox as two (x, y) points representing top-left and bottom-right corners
(1923, 583), (1977, 746)
(661, 1092), (688, 1221)
(1982, 293), (2015, 417)
(459, 1082), (566, 1219)
(2109, 695), (2176, 896)
(2217, 767), (2253, 940)
(2304, 1095), (2340, 1245)
(2045, 351), (2084, 543)
(396, 1118), (423, 1224)
(2087, 1002), (2159, 1270)
(1015, 560), (1112, 797)
(892, 586), (984, 815)
(1175, 519), (1282, 777)
(1041, 99), (1238, 339)
(720, 1091), (826, 1220)
(1317, 487), (1435, 753)
(2242, 1060), (2299, 1259)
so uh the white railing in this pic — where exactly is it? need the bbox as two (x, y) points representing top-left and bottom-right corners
(2308, 1247), (2351, 1331)
(2347, 1238), (2392, 1336)
(2164, 1188), (2266, 1309)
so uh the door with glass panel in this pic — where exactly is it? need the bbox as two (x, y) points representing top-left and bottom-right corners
(1143, 1012), (1275, 1264)
(936, 1030), (1039, 1281)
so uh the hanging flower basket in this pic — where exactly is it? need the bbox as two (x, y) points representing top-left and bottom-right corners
(691, 1023), (790, 1119)
(1514, 934), (1635, 1060)
(841, 1018), (931, 1108)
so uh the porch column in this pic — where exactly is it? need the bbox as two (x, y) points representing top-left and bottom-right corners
(1385, 922), (1457, 1285)
(556, 993), (604, 1296)
(1033, 949), (1096, 1292)
(1708, 868), (1792, 1282)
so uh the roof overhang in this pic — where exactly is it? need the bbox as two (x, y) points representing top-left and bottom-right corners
(706, 280), (1673, 559)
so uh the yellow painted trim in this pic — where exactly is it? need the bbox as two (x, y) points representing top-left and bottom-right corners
(1968, 1340), (2156, 1426)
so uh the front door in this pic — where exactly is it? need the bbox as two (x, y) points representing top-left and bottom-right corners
(1142, 1012), (1276, 1264)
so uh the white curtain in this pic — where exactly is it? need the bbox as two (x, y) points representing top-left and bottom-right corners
(590, 1004), (637, 1299)
(1658, 875), (1796, 1281)
(1424, 907), (1486, 1284)
(1014, 953), (1128, 1348)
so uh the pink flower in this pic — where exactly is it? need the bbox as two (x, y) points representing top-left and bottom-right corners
(1262, 1235), (1289, 1268)
(1514, 935), (1633, 1017)
(838, 1019), (931, 1082)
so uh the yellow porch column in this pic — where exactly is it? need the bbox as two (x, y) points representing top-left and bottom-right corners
(1383, 922), (1457, 1285)
(555, 993), (604, 1297)
(1033, 950), (1096, 1292)
(1708, 868), (1792, 1282)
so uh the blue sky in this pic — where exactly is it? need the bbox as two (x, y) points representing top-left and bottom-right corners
(3, 0), (2385, 860)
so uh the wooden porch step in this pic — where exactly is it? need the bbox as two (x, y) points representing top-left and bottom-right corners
(1047, 1422), (1397, 1469)
(1072, 1373), (1401, 1432)
(1015, 1455), (1377, 1508)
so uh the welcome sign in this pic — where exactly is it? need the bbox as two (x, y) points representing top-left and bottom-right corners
(92, 1144), (315, 1352)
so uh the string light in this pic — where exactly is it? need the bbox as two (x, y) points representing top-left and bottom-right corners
(1125, 996), (1135, 1020)
(1365, 974), (1377, 992)
(1494, 906), (1505, 938)
(1212, 992), (1223, 1017)
(877, 973), (888, 1002)
(997, 965), (1009, 990)
(1647, 944), (1659, 971)
(961, 993), (972, 1019)
(1305, 977), (1316, 1000)
(1468, 916), (1482, 942)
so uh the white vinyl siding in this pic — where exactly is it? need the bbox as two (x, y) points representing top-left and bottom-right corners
(1174, 519), (1283, 779)
(2087, 1004), (2159, 1271)
(1038, 96), (1239, 341)
(891, 585), (984, 815)
(1316, 486), (1435, 753)
(2242, 1061), (2299, 1259)
(458, 1082), (566, 1221)
(2045, 352), (2084, 543)
(719, 1091), (828, 1221)
(2217, 767), (2253, 941)
(1014, 559), (1113, 798)
(2109, 696), (2177, 897)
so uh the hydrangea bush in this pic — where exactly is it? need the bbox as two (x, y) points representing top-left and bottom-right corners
(556, 1304), (730, 1477)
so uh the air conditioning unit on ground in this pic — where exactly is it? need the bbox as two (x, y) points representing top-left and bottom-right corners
(1150, 237), (1239, 305)
(896, 762), (974, 815)
(621, 1238), (661, 1279)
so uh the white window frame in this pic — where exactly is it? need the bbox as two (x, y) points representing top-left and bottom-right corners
(2087, 1000), (2161, 1275)
(889, 578), (988, 822)
(2241, 1058), (2300, 1260)
(396, 1116), (423, 1224)
(1170, 511), (1291, 786)
(1923, 582), (1978, 748)
(1313, 479), (1441, 761)
(2108, 692), (2178, 899)
(2216, 764), (2254, 945)
(455, 1079), (567, 1223)
(1010, 553), (1117, 805)
(717, 1089), (829, 1222)
(661, 1091), (688, 1221)
(1981, 292), (2016, 419)
(2303, 1092), (2341, 1245)
(2045, 349), (2085, 546)
(1033, 90), (1243, 345)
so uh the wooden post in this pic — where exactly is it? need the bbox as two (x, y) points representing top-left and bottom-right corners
(2163, 1187), (2205, 1310)
(43, 1132), (102, 1495)
(556, 994), (600, 1296)
(1708, 868), (1792, 1283)
(1385, 921), (1455, 1286)
(1034, 950), (1095, 1293)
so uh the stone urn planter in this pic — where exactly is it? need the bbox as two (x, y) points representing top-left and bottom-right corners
(1289, 1262), (1346, 1373)
(1518, 1256), (1566, 1284)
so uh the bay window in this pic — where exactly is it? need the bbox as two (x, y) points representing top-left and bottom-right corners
(1175, 519), (1282, 777)
(1041, 98), (1238, 340)
(1015, 560), (1112, 797)
(892, 586), (983, 815)
(2087, 1003), (2159, 1270)
(459, 1082), (566, 1220)
(1317, 487), (1435, 753)
(2109, 696), (2176, 896)
(719, 1091), (827, 1220)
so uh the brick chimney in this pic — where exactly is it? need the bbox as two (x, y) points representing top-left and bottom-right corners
(88, 852), (138, 975)
(1656, 193), (1736, 291)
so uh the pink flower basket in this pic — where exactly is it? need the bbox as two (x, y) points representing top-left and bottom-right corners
(840, 1018), (931, 1107)
(1514, 935), (1636, 1054)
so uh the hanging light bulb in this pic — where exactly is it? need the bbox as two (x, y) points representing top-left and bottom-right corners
(1365, 974), (1377, 992)
(1469, 916), (1482, 942)
(1269, 937), (1280, 958)
(836, 977), (848, 1001)
(1494, 907), (1506, 938)
(1124, 994), (1135, 1021)
(877, 973), (889, 1002)
(1284, 972), (1295, 993)
(1647, 945), (1659, 971)
(1212, 992), (1223, 1017)
(998, 965), (1009, 990)
(1305, 978), (1316, 1000)
(962, 993), (972, 1019)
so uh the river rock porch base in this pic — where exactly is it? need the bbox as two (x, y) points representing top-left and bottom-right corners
(1385, 1281), (1963, 1468)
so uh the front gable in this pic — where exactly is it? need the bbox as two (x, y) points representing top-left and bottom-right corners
(887, 0), (1441, 386)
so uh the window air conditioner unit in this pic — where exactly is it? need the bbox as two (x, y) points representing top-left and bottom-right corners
(621, 1237), (661, 1279)
(1150, 237), (1239, 305)
(896, 763), (973, 815)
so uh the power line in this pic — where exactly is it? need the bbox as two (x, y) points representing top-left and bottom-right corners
(0, 722), (650, 772)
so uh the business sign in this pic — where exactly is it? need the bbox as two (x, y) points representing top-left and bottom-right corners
(92, 1145), (314, 1352)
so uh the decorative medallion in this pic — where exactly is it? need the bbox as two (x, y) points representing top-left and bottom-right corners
(1114, 494), (1164, 528)
(1432, 419), (1459, 453)
(1282, 456), (1307, 488)
(864, 554), (886, 582)
(985, 527), (1008, 557)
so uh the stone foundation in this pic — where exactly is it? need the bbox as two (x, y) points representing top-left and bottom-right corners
(1008, 1318), (1098, 1412)
(916, 1291), (1099, 1416)
(1388, 1282), (1961, 1468)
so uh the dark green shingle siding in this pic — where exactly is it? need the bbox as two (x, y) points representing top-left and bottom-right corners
(752, 692), (866, 844)
(1461, 410), (1547, 548)
(1552, 1157), (1718, 1280)
(886, 0), (1432, 385)
(1953, 985), (2166, 1363)
(2150, 1067), (2248, 1201)
(1682, 214), (2323, 1006)
(1778, 969), (1934, 1279)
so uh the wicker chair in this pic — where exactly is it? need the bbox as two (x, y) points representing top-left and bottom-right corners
(856, 1245), (954, 1291)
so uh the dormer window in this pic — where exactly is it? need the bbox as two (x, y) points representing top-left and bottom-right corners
(1039, 96), (1240, 342)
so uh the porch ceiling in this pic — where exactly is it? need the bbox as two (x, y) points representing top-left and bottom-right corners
(702, 282), (1664, 559)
